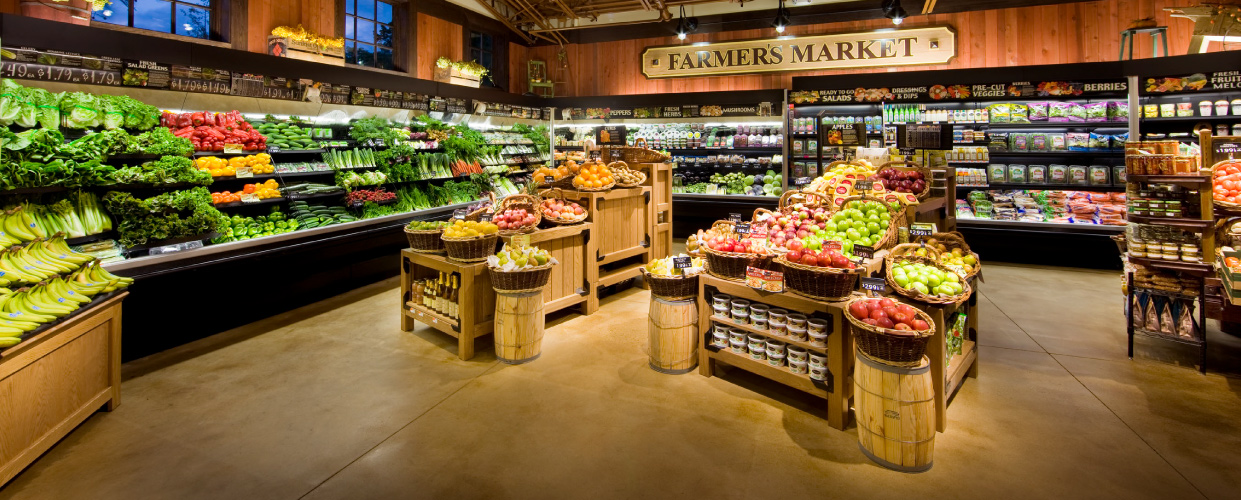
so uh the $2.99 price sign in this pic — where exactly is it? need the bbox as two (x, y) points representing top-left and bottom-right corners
(861, 277), (886, 293)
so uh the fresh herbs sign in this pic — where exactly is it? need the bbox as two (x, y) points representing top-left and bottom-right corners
(641, 27), (956, 79)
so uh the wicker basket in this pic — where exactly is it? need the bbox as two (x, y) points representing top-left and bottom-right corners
(878, 161), (935, 201)
(442, 233), (499, 262)
(496, 193), (542, 236)
(405, 227), (446, 253)
(702, 245), (773, 281)
(641, 268), (700, 301)
(489, 264), (553, 293)
(844, 295), (936, 366)
(834, 194), (906, 249)
(609, 161), (648, 188)
(1211, 161), (1241, 210)
(775, 255), (861, 301)
(538, 188), (589, 225)
(884, 254), (973, 305)
(600, 138), (670, 164)
(918, 231), (981, 280)
(888, 242), (942, 260)
(464, 192), (496, 221)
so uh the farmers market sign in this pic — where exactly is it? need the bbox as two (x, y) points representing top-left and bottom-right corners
(641, 26), (956, 79)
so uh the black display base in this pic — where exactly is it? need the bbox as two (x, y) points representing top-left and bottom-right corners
(957, 225), (1122, 270)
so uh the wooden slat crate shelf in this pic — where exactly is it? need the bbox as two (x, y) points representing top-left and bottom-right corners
(502, 223), (598, 316)
(1, 293), (127, 487)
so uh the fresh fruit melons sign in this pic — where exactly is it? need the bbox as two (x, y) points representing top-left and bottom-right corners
(641, 26), (956, 79)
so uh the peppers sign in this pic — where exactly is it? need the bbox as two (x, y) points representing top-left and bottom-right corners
(642, 26), (956, 79)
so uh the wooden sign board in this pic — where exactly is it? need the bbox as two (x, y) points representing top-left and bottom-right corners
(641, 26), (957, 78)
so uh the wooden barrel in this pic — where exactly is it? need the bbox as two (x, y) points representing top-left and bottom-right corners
(647, 297), (698, 374)
(494, 290), (544, 364)
(854, 351), (935, 472)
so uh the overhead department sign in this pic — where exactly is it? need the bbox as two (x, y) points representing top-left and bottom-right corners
(641, 26), (956, 79)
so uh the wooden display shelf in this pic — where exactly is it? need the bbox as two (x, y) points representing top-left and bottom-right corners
(598, 261), (644, 288)
(1126, 215), (1213, 229)
(709, 314), (828, 354)
(405, 301), (459, 329)
(945, 340), (977, 398)
(705, 346), (829, 398)
(561, 186), (652, 264)
(400, 250), (495, 360)
(1127, 174), (1210, 184)
(698, 274), (853, 430)
(502, 223), (598, 316)
(1, 292), (126, 487)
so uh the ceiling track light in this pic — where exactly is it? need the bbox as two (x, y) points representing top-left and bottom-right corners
(772, 0), (791, 33)
(881, 0), (907, 25)
(675, 5), (698, 40)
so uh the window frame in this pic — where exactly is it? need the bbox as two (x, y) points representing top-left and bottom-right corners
(468, 31), (497, 88)
(91, 0), (224, 41)
(464, 28), (507, 91)
(340, 0), (407, 72)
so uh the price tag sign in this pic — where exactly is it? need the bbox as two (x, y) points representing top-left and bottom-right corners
(861, 277), (887, 293)
(729, 213), (742, 222)
(544, 175), (555, 184)
(796, 177), (811, 185)
(267, 146), (281, 154)
(854, 180), (874, 191)
(673, 256), (692, 269)
(240, 193), (260, 203)
(453, 209), (467, 220)
(479, 213), (493, 222)
(910, 223), (935, 237)
(350, 200), (365, 208)
(512, 233), (531, 248)
(735, 223), (751, 235)
(223, 143), (244, 154)
(234, 166), (253, 178)
(825, 241), (842, 252)
(853, 245), (875, 259)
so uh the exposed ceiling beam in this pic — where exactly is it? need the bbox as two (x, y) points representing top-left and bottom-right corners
(472, 0), (535, 44)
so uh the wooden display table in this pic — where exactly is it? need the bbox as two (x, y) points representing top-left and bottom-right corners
(696, 272), (980, 432)
(0, 292), (127, 487)
(501, 223), (597, 316)
(400, 250), (494, 360)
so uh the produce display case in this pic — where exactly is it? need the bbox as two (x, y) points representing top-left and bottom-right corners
(549, 90), (786, 239)
(792, 62), (1133, 269)
(0, 14), (553, 360)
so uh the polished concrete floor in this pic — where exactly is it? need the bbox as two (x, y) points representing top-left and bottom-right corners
(2, 263), (1240, 500)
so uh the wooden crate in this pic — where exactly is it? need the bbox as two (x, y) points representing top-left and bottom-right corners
(562, 187), (653, 291)
(643, 162), (674, 260)
(400, 250), (495, 360)
(0, 293), (126, 487)
(502, 223), (598, 315)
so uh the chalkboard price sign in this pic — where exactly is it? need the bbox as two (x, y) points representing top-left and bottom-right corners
(673, 256), (692, 269)
(853, 245), (875, 259)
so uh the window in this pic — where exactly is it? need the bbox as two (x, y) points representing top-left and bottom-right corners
(470, 32), (495, 87)
(345, 0), (396, 70)
(93, 0), (214, 40)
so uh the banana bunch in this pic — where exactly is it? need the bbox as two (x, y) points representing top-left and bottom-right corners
(0, 206), (47, 248)
(0, 260), (132, 349)
(0, 235), (95, 286)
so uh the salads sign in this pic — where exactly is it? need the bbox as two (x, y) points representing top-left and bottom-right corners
(641, 27), (956, 78)
(791, 79), (1128, 104)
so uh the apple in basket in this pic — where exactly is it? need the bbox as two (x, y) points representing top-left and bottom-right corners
(849, 297), (927, 331)
(495, 208), (536, 230)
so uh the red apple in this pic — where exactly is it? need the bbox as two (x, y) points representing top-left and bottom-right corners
(876, 317), (895, 329)
(787, 240), (804, 252)
(911, 319), (929, 331)
(800, 254), (818, 267)
(862, 318), (879, 326)
(882, 305), (899, 319)
(870, 309), (888, 322)
(849, 301), (870, 319)
(893, 323), (913, 331)
(786, 250), (803, 262)
(879, 298), (896, 309)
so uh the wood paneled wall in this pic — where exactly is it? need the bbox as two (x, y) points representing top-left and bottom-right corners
(416, 12), (463, 80)
(514, 0), (1206, 97)
(246, 0), (337, 53)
